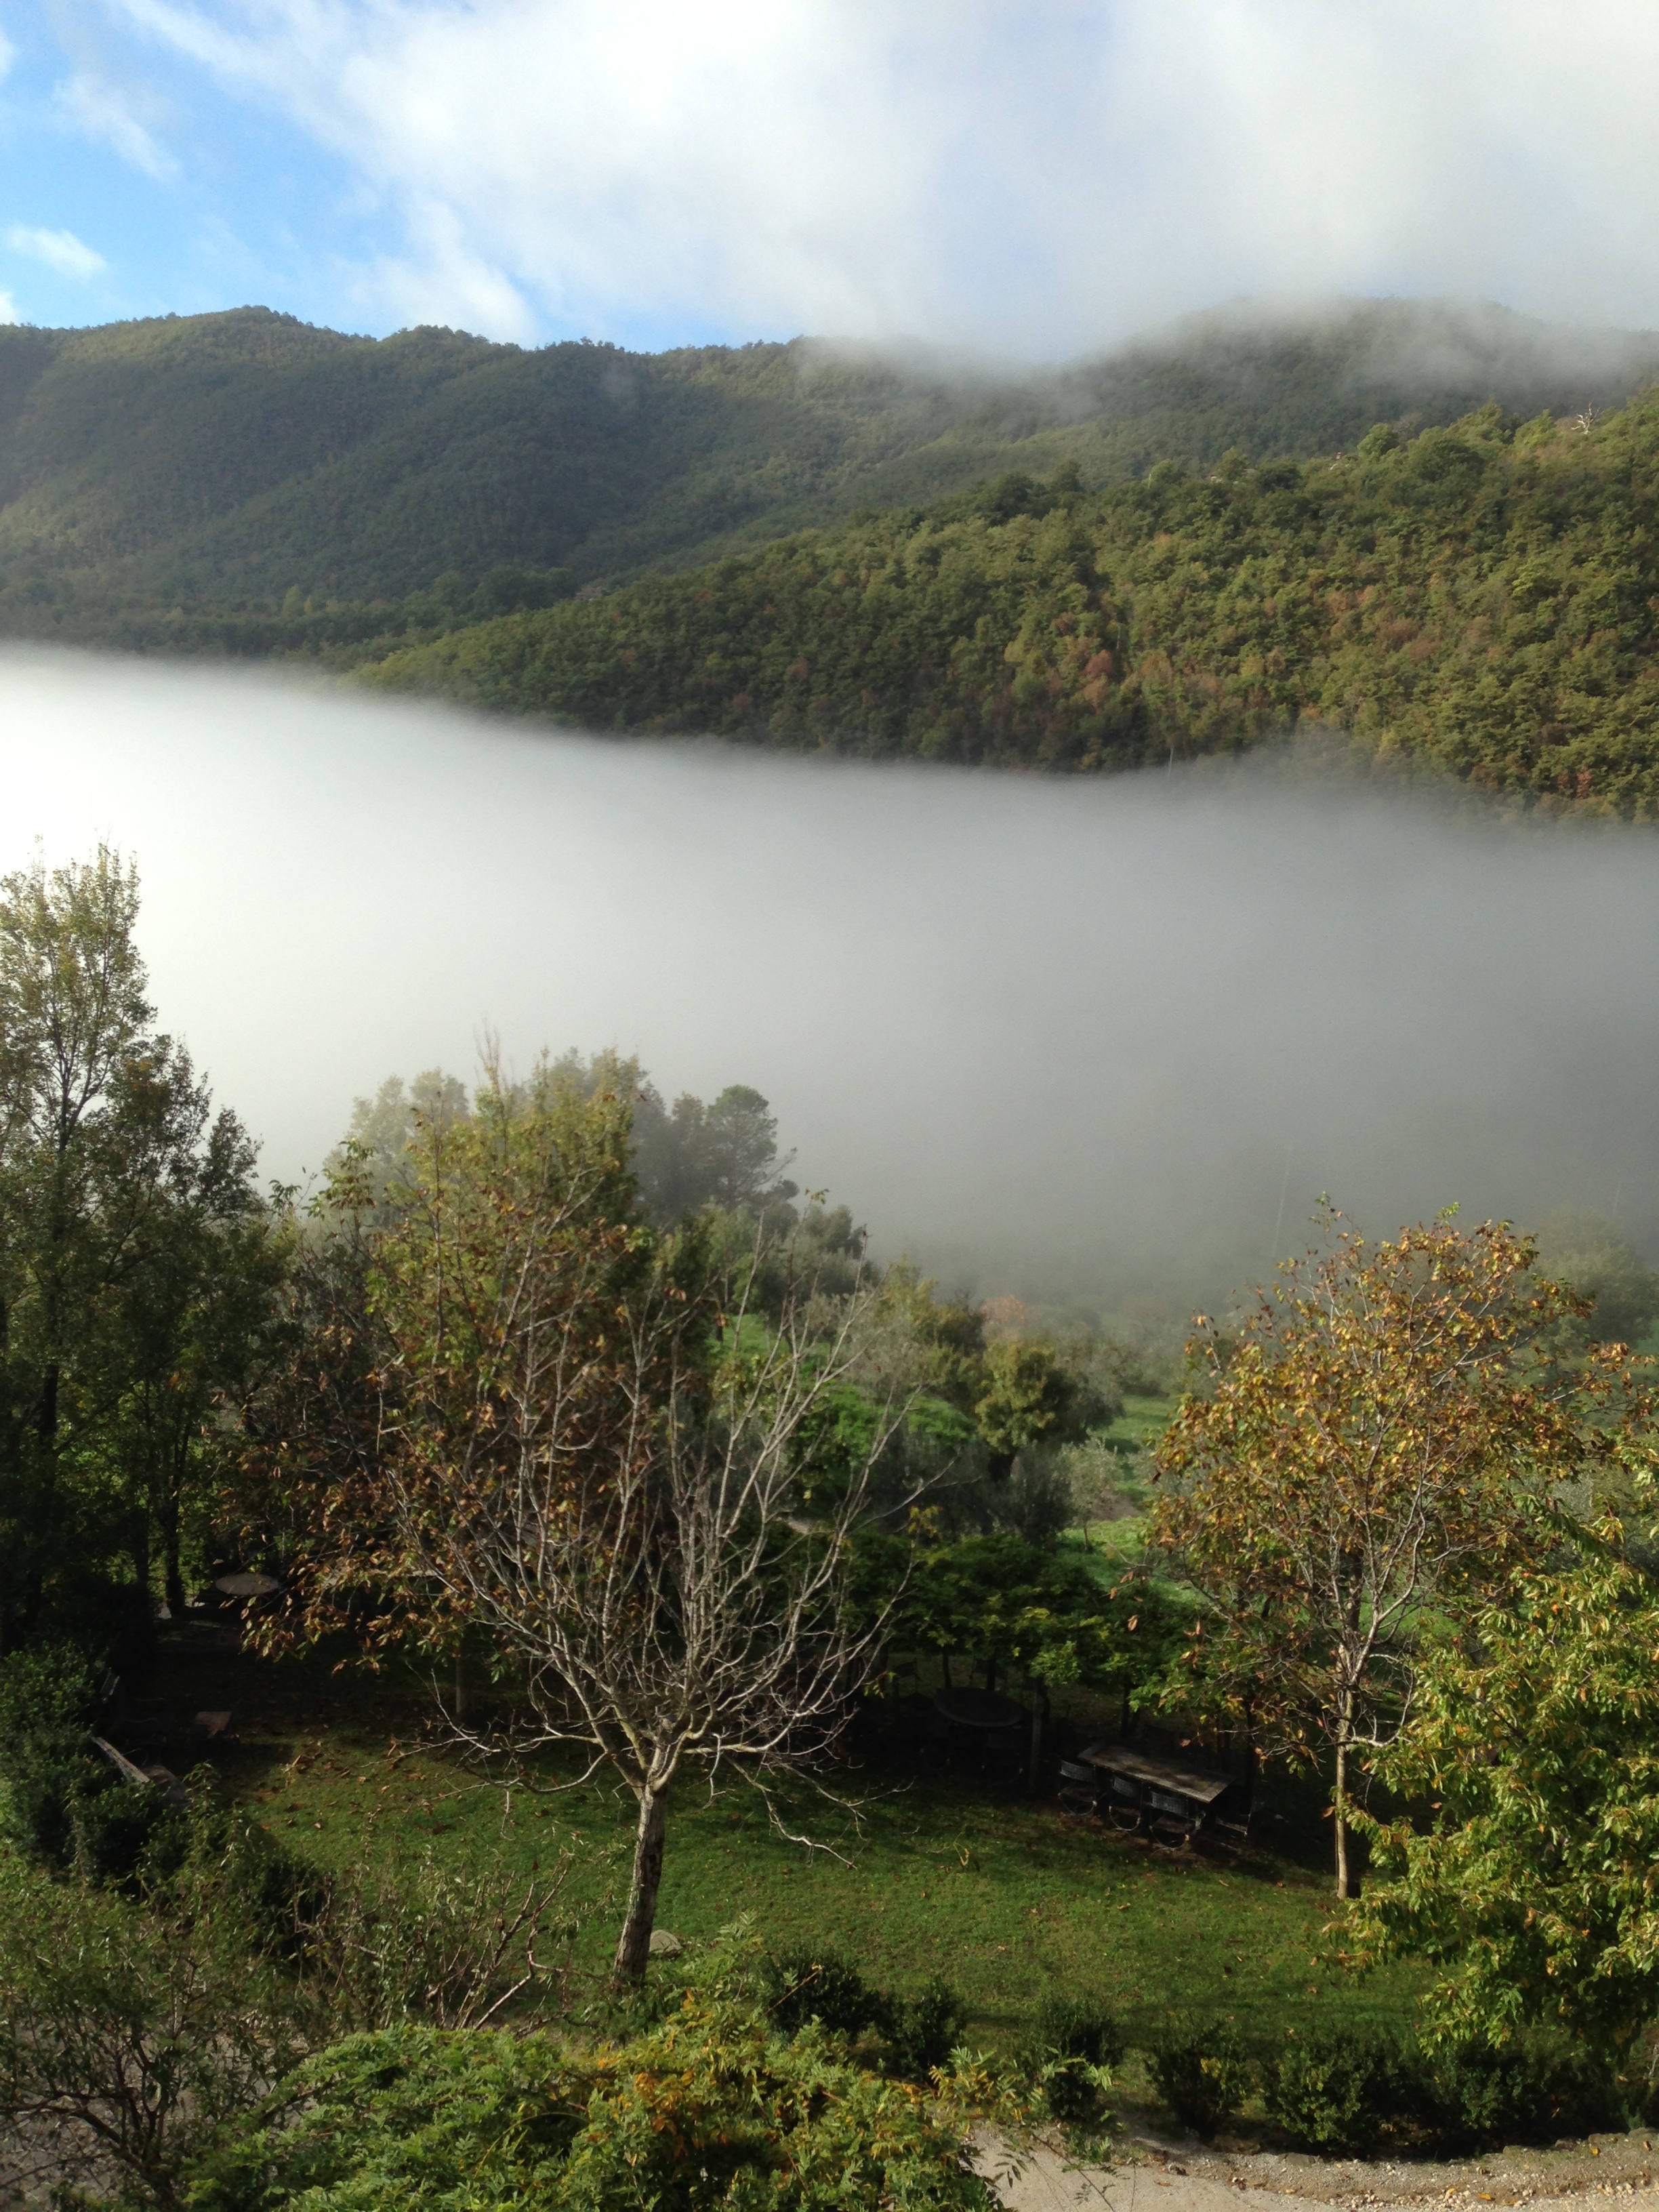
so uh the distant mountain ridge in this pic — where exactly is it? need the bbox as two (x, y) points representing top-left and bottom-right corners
(2, 296), (1657, 649)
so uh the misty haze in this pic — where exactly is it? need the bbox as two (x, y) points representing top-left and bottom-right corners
(16, 6), (1659, 2190)
(3, 647), (1653, 1319)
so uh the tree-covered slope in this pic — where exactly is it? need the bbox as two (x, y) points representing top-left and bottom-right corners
(359, 398), (1659, 817)
(3, 296), (1658, 647)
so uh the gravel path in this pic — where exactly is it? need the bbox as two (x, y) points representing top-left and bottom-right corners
(987, 2125), (1659, 2212)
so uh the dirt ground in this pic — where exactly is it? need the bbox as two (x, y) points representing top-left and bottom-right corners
(989, 2122), (1659, 2212)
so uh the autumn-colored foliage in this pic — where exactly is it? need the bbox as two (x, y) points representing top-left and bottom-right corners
(1151, 1210), (1647, 1894)
(241, 1061), (914, 1988)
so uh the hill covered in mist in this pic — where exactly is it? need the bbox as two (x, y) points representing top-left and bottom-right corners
(364, 394), (1659, 817)
(2, 295), (1656, 654)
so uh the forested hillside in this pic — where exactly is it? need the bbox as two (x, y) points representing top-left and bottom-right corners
(2, 296), (1656, 650)
(362, 398), (1659, 816)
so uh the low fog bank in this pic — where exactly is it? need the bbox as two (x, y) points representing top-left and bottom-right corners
(2, 647), (1655, 1320)
(802, 297), (1659, 436)
(1099, 295), (1659, 408)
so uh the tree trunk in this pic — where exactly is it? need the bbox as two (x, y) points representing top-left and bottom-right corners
(613, 1781), (670, 1986)
(160, 1483), (185, 1620)
(1334, 1731), (1350, 1900)
(453, 1642), (477, 1725)
(1027, 1680), (1049, 1795)
(130, 1511), (152, 1609)
(37, 1359), (58, 1452)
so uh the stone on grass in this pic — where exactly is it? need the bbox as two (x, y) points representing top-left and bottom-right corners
(649, 1929), (684, 1958)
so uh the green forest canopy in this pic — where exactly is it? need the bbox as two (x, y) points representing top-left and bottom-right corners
(4, 295), (1657, 646)
(361, 399), (1659, 817)
(10, 297), (1659, 810)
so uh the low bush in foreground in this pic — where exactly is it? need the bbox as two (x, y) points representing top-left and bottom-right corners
(1020, 1994), (1126, 2129)
(0, 1783), (585, 2209)
(1149, 2018), (1251, 2137)
(1423, 2035), (1625, 2153)
(186, 2005), (1012, 2212)
(763, 1945), (967, 2081)
(1168, 2015), (1627, 2154)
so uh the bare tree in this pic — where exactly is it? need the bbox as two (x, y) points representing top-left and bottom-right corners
(253, 1061), (914, 1983)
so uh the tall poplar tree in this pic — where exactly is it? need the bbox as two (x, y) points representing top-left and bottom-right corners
(0, 848), (272, 1647)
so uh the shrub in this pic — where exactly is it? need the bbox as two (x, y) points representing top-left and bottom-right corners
(1023, 1995), (1126, 2127)
(1148, 2018), (1251, 2137)
(1426, 2036), (1625, 2150)
(1028, 1994), (1126, 2072)
(766, 1946), (888, 2039)
(0, 1641), (102, 1832)
(0, 1640), (180, 1879)
(290, 1826), (580, 2032)
(889, 1977), (969, 2081)
(1263, 2028), (1398, 2152)
(0, 1795), (590, 2209)
(0, 1845), (310, 2209)
(186, 2005), (1009, 2212)
(763, 1948), (967, 2083)
(1261, 2030), (1626, 2154)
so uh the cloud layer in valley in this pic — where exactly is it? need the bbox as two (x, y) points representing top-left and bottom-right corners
(1, 647), (1655, 1322)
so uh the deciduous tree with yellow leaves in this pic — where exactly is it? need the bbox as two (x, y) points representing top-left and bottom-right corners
(1151, 1209), (1643, 1896)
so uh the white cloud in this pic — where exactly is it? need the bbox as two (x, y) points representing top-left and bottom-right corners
(0, 290), (18, 324)
(104, 0), (1659, 351)
(5, 225), (107, 279)
(54, 71), (176, 178)
(348, 197), (537, 342)
(0, 30), (16, 82)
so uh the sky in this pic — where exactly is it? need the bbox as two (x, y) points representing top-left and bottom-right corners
(4, 1), (1659, 356)
(3, 647), (1656, 1317)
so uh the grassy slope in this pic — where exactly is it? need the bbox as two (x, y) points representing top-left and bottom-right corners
(212, 1659), (1418, 2072)
(363, 395), (1659, 815)
(152, 1363), (1416, 2087)
(4, 297), (1658, 643)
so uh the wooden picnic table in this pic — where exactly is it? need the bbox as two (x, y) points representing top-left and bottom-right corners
(1078, 1740), (1233, 1840)
(1078, 1742), (1231, 1805)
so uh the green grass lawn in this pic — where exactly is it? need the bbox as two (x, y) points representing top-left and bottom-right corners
(1103, 1394), (1177, 1454)
(160, 1626), (1423, 2080)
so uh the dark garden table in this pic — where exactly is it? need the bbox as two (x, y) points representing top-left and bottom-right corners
(1078, 1740), (1232, 1842)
